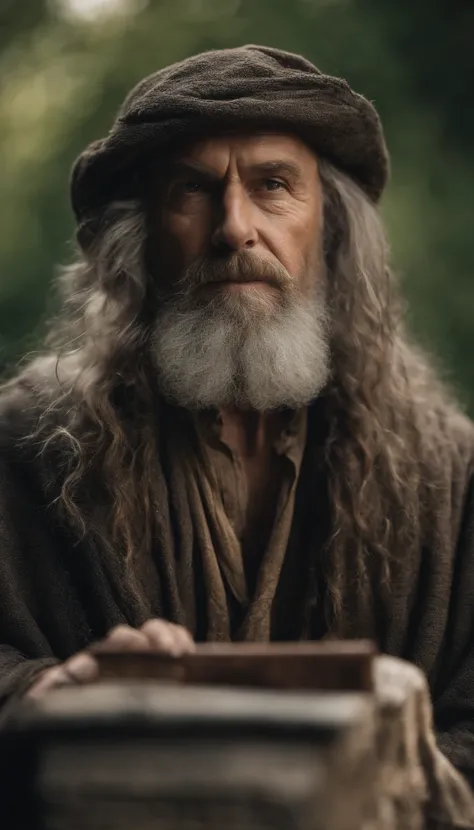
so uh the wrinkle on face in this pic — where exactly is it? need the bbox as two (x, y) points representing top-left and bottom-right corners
(151, 132), (323, 299)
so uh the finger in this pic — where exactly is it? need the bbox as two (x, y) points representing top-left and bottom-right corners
(63, 652), (99, 683)
(27, 657), (93, 699)
(167, 623), (196, 654)
(140, 619), (185, 656)
(27, 665), (71, 699)
(99, 625), (151, 652)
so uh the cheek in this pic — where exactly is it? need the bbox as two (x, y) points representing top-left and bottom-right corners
(293, 202), (323, 277)
(272, 216), (320, 280)
(162, 211), (210, 269)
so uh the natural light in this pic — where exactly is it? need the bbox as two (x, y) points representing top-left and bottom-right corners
(56, 0), (147, 22)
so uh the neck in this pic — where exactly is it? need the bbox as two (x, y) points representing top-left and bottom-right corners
(219, 407), (282, 459)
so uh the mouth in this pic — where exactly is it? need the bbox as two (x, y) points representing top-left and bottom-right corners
(203, 278), (279, 290)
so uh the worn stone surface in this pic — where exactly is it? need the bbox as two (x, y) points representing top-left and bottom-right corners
(374, 655), (474, 830)
(2, 666), (474, 829)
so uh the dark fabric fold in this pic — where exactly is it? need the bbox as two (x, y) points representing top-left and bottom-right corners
(0, 384), (474, 801)
(0, 650), (57, 728)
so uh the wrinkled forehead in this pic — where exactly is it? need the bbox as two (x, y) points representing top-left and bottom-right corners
(151, 129), (320, 181)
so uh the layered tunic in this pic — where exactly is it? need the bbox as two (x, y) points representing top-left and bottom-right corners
(0, 382), (474, 810)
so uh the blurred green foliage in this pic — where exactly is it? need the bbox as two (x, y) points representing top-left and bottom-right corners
(1, 0), (473, 407)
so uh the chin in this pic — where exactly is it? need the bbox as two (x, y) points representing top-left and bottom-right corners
(208, 282), (284, 320)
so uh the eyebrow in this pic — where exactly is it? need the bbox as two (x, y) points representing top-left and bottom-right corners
(246, 160), (304, 183)
(167, 160), (216, 180)
(168, 158), (305, 184)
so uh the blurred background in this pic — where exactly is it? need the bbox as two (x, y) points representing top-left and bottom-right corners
(1, 0), (473, 407)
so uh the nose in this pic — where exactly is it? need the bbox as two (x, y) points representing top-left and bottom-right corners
(211, 182), (258, 253)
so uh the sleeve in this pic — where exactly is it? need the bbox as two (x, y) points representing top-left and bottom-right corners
(432, 473), (474, 789)
(0, 648), (57, 726)
(0, 457), (61, 726)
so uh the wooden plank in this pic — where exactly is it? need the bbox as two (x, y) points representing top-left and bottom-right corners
(94, 640), (376, 692)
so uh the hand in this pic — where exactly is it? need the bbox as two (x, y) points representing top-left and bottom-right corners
(27, 619), (195, 699)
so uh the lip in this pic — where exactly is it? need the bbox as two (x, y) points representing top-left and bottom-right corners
(206, 279), (276, 289)
(222, 280), (268, 287)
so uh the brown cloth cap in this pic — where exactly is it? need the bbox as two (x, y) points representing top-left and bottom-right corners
(70, 44), (389, 229)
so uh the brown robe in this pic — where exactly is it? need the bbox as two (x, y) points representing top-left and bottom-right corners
(0, 381), (474, 806)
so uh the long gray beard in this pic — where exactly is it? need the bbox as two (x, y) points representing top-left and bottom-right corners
(151, 284), (331, 411)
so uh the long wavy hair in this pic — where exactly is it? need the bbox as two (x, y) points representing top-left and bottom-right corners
(3, 160), (462, 631)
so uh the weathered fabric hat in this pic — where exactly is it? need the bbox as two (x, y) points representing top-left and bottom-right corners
(71, 45), (389, 234)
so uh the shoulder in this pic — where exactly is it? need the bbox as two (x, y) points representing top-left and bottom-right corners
(434, 407), (474, 480)
(0, 377), (46, 456)
(0, 356), (67, 454)
(0, 384), (38, 454)
(0, 359), (67, 489)
(0, 370), (73, 520)
(418, 406), (474, 550)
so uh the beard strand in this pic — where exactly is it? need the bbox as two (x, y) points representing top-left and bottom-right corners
(151, 272), (331, 410)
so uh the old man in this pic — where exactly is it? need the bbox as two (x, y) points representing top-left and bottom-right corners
(0, 44), (474, 820)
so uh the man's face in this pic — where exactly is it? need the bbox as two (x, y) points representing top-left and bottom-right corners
(153, 132), (323, 303)
(148, 132), (330, 410)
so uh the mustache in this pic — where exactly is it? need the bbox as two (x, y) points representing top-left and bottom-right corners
(177, 251), (294, 292)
